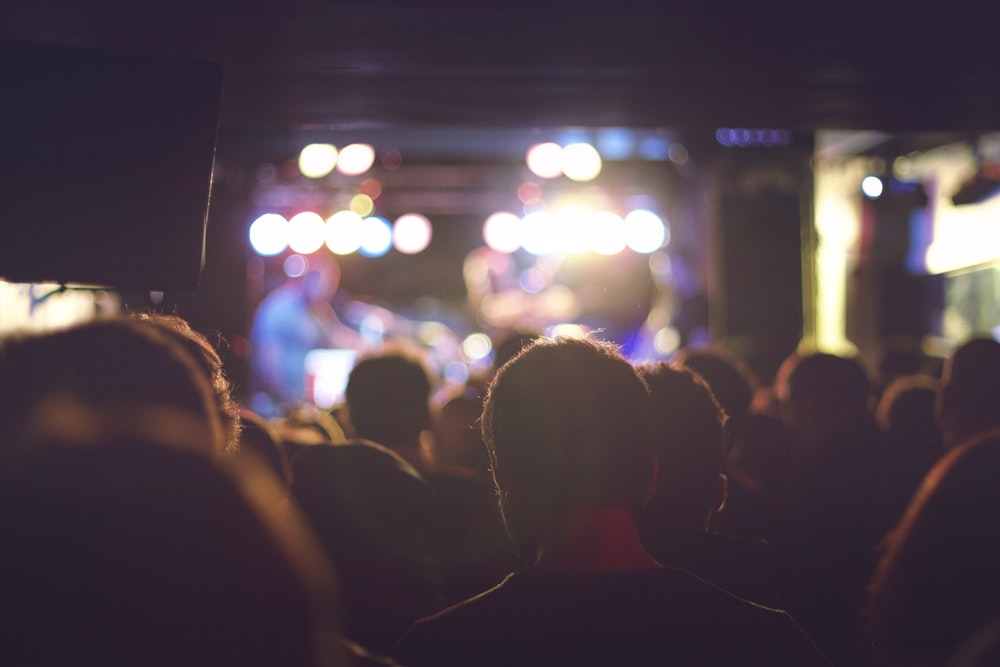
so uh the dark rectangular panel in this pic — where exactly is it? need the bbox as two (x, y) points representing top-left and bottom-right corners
(0, 40), (222, 291)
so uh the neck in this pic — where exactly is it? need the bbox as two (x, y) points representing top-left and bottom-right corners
(536, 508), (663, 573)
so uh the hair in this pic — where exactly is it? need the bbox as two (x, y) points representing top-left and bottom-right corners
(636, 362), (727, 531)
(345, 346), (433, 448)
(0, 436), (343, 666)
(673, 347), (755, 441)
(784, 352), (872, 416)
(0, 317), (223, 462)
(867, 430), (1000, 664)
(132, 313), (242, 454)
(876, 374), (942, 448)
(939, 338), (1000, 447)
(481, 336), (656, 559)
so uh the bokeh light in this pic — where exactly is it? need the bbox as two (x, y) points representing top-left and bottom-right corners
(248, 213), (288, 256)
(283, 254), (308, 278)
(654, 326), (682, 356)
(517, 182), (543, 205)
(350, 194), (374, 217)
(393, 213), (432, 254)
(483, 212), (523, 254)
(550, 323), (587, 339)
(337, 143), (376, 176)
(287, 211), (327, 254)
(554, 207), (593, 254)
(462, 333), (493, 361)
(862, 175), (884, 198)
(298, 144), (338, 178)
(359, 178), (383, 199)
(560, 142), (602, 181)
(359, 216), (393, 257)
(381, 149), (403, 170)
(590, 211), (628, 255)
(325, 210), (364, 255)
(520, 211), (559, 256)
(526, 143), (564, 179)
(624, 209), (668, 253)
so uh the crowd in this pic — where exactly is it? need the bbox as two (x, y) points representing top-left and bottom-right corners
(1, 311), (999, 666)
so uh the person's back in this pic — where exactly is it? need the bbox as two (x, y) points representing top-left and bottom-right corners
(866, 430), (1000, 665)
(938, 337), (1000, 448)
(394, 336), (825, 666)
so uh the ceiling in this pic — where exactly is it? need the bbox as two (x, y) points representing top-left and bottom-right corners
(4, 0), (1000, 142)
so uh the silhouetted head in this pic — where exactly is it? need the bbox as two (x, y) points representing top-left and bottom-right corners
(877, 374), (943, 453)
(778, 352), (872, 454)
(133, 313), (241, 454)
(481, 336), (656, 562)
(867, 430), (1000, 665)
(938, 338), (1000, 447)
(0, 317), (224, 463)
(673, 347), (755, 441)
(0, 437), (342, 666)
(345, 346), (433, 450)
(637, 362), (727, 533)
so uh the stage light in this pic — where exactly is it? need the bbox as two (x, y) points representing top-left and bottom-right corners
(393, 213), (432, 254)
(526, 143), (563, 179)
(337, 143), (376, 176)
(298, 144), (338, 178)
(483, 212), (523, 254)
(350, 194), (374, 217)
(561, 142), (602, 181)
(555, 207), (592, 254)
(590, 211), (627, 255)
(520, 211), (559, 256)
(462, 333), (492, 361)
(862, 175), (884, 199)
(625, 209), (668, 253)
(359, 216), (393, 257)
(283, 254), (308, 278)
(325, 210), (364, 255)
(248, 213), (288, 256)
(287, 211), (326, 254)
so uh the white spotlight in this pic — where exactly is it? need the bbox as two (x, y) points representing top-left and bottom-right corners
(298, 144), (338, 178)
(248, 213), (288, 256)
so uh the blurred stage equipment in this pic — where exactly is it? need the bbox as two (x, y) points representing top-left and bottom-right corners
(951, 164), (1000, 206)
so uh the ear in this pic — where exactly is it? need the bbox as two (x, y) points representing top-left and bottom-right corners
(711, 473), (728, 514)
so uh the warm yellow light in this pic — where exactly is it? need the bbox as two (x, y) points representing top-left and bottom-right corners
(554, 207), (592, 254)
(350, 194), (374, 217)
(298, 144), (338, 179)
(325, 210), (364, 255)
(560, 143), (602, 182)
(337, 143), (376, 176)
